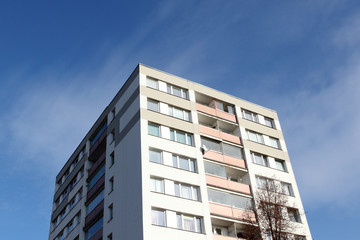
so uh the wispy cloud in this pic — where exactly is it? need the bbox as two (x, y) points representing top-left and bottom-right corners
(280, 10), (360, 209)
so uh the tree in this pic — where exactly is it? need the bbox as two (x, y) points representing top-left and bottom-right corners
(241, 179), (300, 240)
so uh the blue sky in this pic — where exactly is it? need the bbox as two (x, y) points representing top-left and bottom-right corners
(0, 0), (359, 239)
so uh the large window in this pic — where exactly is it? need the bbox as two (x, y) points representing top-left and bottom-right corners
(251, 152), (268, 167)
(170, 129), (193, 146)
(148, 123), (160, 137)
(86, 217), (103, 240)
(87, 190), (104, 214)
(88, 165), (105, 190)
(207, 189), (252, 210)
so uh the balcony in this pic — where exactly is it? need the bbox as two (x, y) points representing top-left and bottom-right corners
(209, 202), (255, 222)
(89, 126), (107, 162)
(199, 125), (241, 145)
(203, 150), (246, 169)
(197, 103), (237, 123)
(87, 175), (105, 201)
(206, 174), (251, 195)
(85, 200), (104, 229)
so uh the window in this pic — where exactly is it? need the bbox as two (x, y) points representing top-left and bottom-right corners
(242, 109), (259, 122)
(110, 151), (114, 167)
(207, 189), (252, 210)
(146, 77), (158, 89)
(287, 208), (301, 223)
(251, 152), (268, 167)
(167, 84), (188, 99)
(148, 123), (160, 137)
(86, 217), (103, 240)
(256, 176), (275, 190)
(168, 105), (191, 121)
(88, 165), (105, 190)
(275, 159), (286, 171)
(201, 137), (221, 152)
(264, 117), (275, 128)
(147, 99), (159, 112)
(170, 129), (193, 146)
(204, 161), (226, 178)
(174, 183), (200, 201)
(149, 149), (162, 163)
(269, 137), (281, 149)
(87, 190), (104, 214)
(247, 130), (264, 144)
(107, 234), (113, 240)
(172, 155), (197, 172)
(151, 209), (165, 226)
(90, 122), (107, 146)
(150, 178), (164, 193)
(281, 182), (294, 196)
(222, 143), (242, 158)
(108, 204), (113, 221)
(176, 214), (203, 233)
(109, 177), (114, 193)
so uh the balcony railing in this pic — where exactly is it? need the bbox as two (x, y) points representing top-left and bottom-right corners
(197, 103), (237, 123)
(203, 150), (246, 169)
(199, 125), (241, 145)
(206, 174), (251, 195)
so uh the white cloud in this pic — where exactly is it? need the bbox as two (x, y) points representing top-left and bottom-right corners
(280, 12), (360, 208)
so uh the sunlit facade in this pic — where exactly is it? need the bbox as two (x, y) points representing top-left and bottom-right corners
(48, 64), (312, 240)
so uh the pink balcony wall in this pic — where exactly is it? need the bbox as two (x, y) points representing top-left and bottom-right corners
(223, 155), (246, 169)
(209, 202), (256, 222)
(206, 174), (251, 195)
(196, 103), (237, 123)
(203, 151), (246, 169)
(213, 235), (237, 240)
(199, 125), (221, 139)
(219, 131), (241, 145)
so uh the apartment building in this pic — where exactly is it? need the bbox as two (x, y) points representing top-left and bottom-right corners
(48, 64), (312, 240)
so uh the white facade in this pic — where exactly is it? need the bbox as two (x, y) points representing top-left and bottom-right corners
(48, 64), (312, 240)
